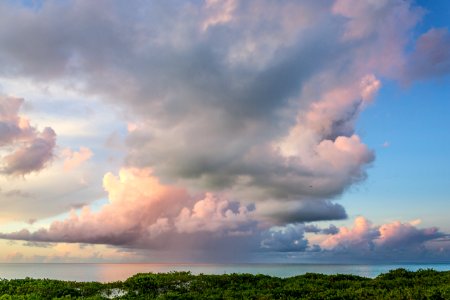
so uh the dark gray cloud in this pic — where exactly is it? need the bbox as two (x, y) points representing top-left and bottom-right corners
(261, 200), (347, 224)
(322, 224), (339, 235)
(304, 224), (339, 235)
(261, 224), (309, 252)
(260, 223), (340, 252)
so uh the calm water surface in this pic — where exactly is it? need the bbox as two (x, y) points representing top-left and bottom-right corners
(0, 263), (449, 282)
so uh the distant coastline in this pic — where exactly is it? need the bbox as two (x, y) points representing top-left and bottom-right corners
(0, 262), (449, 282)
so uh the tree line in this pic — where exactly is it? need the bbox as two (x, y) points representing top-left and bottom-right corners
(1, 268), (450, 299)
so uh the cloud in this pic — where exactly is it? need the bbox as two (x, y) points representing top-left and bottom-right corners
(0, 157), (106, 223)
(0, 78), (129, 223)
(0, 167), (341, 259)
(376, 220), (443, 249)
(257, 199), (347, 224)
(0, 97), (34, 145)
(260, 223), (339, 252)
(304, 224), (339, 235)
(402, 28), (450, 82)
(318, 217), (446, 261)
(62, 146), (93, 171)
(174, 193), (255, 235)
(332, 0), (421, 42)
(0, 242), (137, 264)
(254, 217), (449, 261)
(0, 96), (56, 175)
(0, 173), (448, 261)
(2, 127), (56, 175)
(0, 168), (257, 251)
(261, 224), (309, 252)
(321, 216), (379, 251)
(202, 0), (237, 31)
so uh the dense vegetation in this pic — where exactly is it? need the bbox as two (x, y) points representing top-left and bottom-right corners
(1, 268), (450, 299)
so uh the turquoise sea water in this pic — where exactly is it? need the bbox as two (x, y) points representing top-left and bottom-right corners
(0, 263), (449, 282)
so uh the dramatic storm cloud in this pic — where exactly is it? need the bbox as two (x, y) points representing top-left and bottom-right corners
(0, 0), (449, 262)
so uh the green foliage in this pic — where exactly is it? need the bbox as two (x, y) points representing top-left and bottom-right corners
(1, 269), (450, 299)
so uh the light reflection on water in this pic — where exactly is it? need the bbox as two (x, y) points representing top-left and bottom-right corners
(0, 263), (449, 282)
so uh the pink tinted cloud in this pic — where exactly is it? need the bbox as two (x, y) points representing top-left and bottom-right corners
(334, 0), (423, 78)
(376, 220), (442, 249)
(321, 217), (444, 254)
(332, 0), (389, 40)
(0, 168), (255, 248)
(62, 147), (93, 171)
(0, 97), (35, 145)
(2, 127), (56, 176)
(403, 28), (450, 82)
(316, 135), (374, 174)
(175, 193), (253, 234)
(321, 216), (378, 251)
(202, 0), (237, 31)
(256, 217), (448, 261)
(271, 73), (378, 208)
(280, 74), (380, 155)
(335, 1), (450, 83)
(0, 96), (56, 175)
(0, 168), (191, 245)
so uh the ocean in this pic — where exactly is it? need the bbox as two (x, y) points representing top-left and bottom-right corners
(0, 263), (449, 282)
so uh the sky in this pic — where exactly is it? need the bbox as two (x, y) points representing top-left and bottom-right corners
(0, 0), (449, 263)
